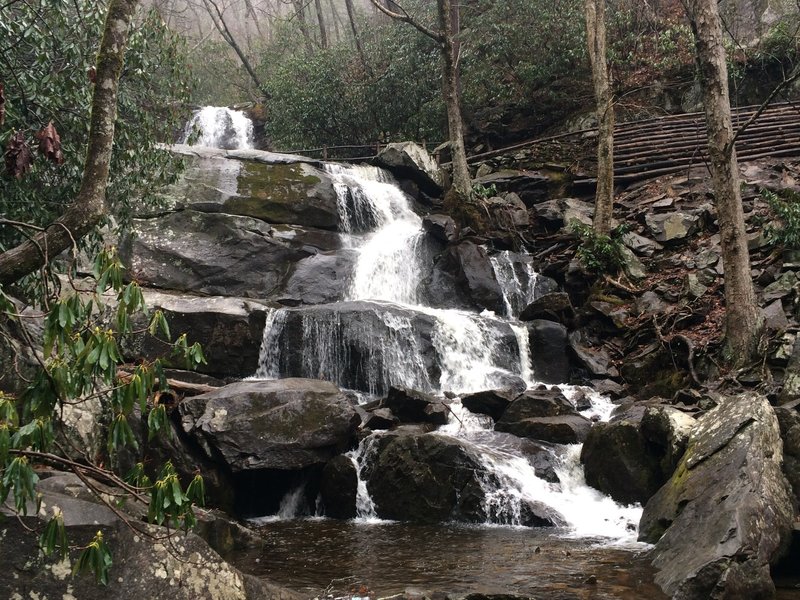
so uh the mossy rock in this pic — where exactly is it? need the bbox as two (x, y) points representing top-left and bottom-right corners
(224, 161), (339, 229)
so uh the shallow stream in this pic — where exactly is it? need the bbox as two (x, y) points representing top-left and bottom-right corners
(231, 520), (665, 599)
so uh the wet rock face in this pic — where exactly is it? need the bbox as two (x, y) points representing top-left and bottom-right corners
(366, 432), (559, 526)
(383, 386), (449, 426)
(180, 379), (360, 472)
(494, 387), (591, 444)
(639, 393), (794, 600)
(580, 404), (694, 506)
(127, 290), (268, 379)
(320, 455), (359, 519)
(121, 210), (321, 299)
(423, 241), (505, 313)
(526, 320), (571, 384)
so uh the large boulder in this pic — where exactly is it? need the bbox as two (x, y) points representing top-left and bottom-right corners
(365, 432), (559, 526)
(527, 320), (571, 384)
(423, 242), (505, 313)
(580, 404), (694, 506)
(127, 290), (268, 379)
(165, 148), (339, 230)
(180, 379), (360, 471)
(639, 393), (794, 599)
(494, 387), (591, 444)
(383, 386), (449, 425)
(373, 141), (446, 197)
(461, 387), (522, 421)
(121, 210), (322, 298)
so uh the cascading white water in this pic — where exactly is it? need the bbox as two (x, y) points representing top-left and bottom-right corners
(182, 106), (254, 150)
(490, 251), (541, 318)
(252, 159), (643, 544)
(437, 396), (642, 542)
(325, 164), (425, 305)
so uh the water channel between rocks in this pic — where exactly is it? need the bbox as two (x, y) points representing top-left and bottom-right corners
(185, 109), (663, 598)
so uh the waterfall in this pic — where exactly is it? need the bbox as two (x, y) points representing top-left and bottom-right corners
(490, 251), (540, 318)
(437, 397), (641, 541)
(249, 158), (643, 543)
(182, 106), (254, 150)
(325, 164), (425, 305)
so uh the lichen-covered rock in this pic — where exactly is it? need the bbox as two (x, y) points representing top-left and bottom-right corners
(644, 211), (701, 244)
(180, 379), (359, 471)
(639, 393), (794, 600)
(0, 471), (296, 600)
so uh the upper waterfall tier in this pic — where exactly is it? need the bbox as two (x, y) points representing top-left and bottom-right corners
(325, 163), (426, 306)
(182, 106), (254, 150)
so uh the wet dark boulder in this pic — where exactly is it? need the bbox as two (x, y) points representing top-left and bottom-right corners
(639, 393), (794, 600)
(527, 320), (571, 384)
(495, 388), (591, 444)
(366, 432), (560, 526)
(580, 404), (694, 506)
(273, 249), (357, 306)
(519, 291), (574, 323)
(363, 407), (400, 430)
(320, 455), (359, 519)
(120, 210), (318, 298)
(461, 388), (520, 421)
(422, 242), (505, 313)
(423, 214), (459, 243)
(383, 386), (449, 426)
(775, 405), (800, 509)
(127, 290), (268, 379)
(180, 379), (360, 472)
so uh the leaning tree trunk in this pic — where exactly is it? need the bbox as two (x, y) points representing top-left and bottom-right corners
(437, 0), (471, 197)
(685, 0), (763, 364)
(314, 0), (328, 48)
(585, 0), (614, 235)
(0, 0), (138, 286)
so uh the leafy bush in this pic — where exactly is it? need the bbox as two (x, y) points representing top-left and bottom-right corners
(763, 188), (800, 249)
(0, 1), (193, 257)
(571, 220), (630, 274)
(1, 248), (206, 584)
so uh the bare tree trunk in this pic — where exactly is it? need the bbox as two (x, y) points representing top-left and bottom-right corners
(0, 0), (139, 286)
(585, 0), (614, 235)
(345, 0), (371, 74)
(437, 0), (470, 197)
(292, 0), (315, 54)
(685, 0), (763, 364)
(328, 0), (342, 43)
(202, 0), (264, 92)
(314, 0), (328, 48)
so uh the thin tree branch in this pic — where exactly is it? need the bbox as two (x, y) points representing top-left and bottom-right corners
(367, 0), (443, 43)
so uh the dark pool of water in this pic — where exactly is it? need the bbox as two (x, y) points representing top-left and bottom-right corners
(230, 519), (667, 599)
